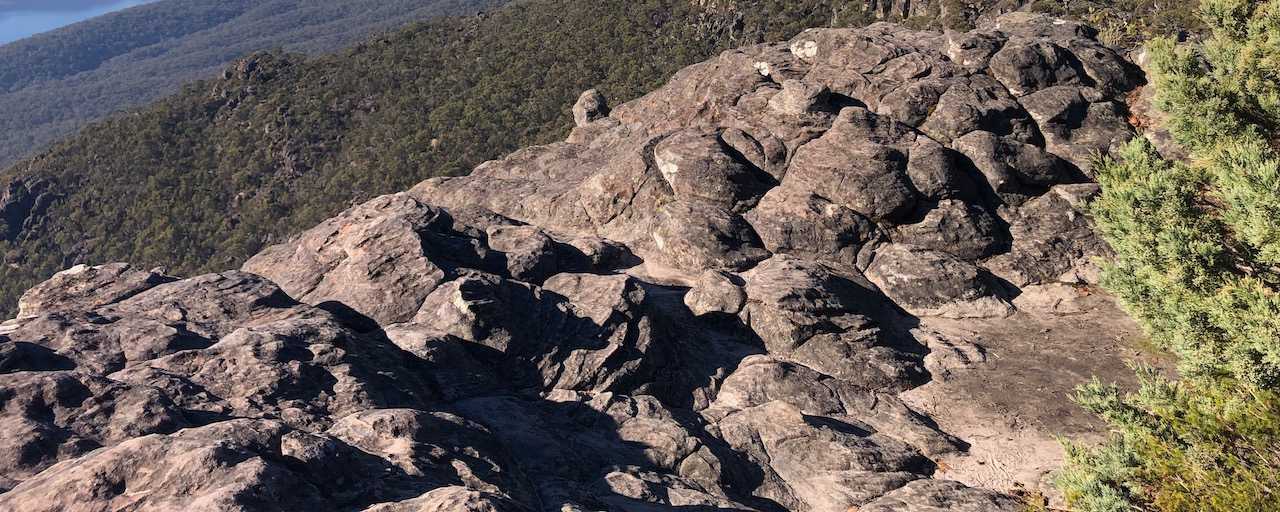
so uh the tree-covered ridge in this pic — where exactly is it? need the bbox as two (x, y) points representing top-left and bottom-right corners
(0, 0), (505, 169)
(1058, 0), (1280, 509)
(0, 0), (880, 316)
(0, 0), (252, 93)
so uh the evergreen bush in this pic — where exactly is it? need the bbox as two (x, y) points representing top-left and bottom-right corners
(1060, 1), (1280, 509)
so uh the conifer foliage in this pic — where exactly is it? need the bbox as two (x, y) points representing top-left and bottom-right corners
(1059, 1), (1280, 509)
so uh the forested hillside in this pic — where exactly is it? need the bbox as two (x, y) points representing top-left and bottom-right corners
(0, 0), (504, 168)
(0, 0), (882, 315)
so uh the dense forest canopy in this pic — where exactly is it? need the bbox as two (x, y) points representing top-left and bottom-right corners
(0, 0), (505, 169)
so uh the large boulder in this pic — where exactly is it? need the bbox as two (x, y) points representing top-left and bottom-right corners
(894, 199), (1008, 260)
(746, 185), (879, 264)
(866, 244), (1014, 319)
(650, 200), (771, 271)
(243, 194), (483, 325)
(653, 129), (775, 212)
(784, 108), (923, 222)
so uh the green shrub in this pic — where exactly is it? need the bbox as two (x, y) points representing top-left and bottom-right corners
(1060, 0), (1280, 509)
(1062, 372), (1280, 512)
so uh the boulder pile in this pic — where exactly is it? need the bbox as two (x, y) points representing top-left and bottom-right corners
(0, 13), (1141, 511)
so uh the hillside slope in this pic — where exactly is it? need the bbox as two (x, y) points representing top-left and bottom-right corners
(0, 0), (505, 168)
(0, 0), (879, 315)
(0, 13), (1154, 510)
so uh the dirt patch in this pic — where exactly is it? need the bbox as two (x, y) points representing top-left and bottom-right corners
(900, 287), (1171, 505)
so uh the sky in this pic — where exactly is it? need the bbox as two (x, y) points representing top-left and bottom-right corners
(0, 0), (155, 45)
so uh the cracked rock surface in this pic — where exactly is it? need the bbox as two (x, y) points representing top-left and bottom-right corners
(1, 13), (1148, 511)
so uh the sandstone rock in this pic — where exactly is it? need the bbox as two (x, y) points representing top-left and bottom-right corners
(904, 138), (980, 202)
(111, 314), (433, 431)
(363, 487), (530, 512)
(2, 271), (312, 374)
(717, 400), (930, 511)
(894, 199), (1009, 260)
(653, 129), (774, 212)
(0, 14), (1147, 511)
(683, 270), (747, 316)
(0, 420), (329, 511)
(866, 244), (1014, 319)
(15, 263), (174, 318)
(484, 225), (559, 283)
(945, 30), (1005, 69)
(1013, 282), (1094, 315)
(953, 130), (1084, 205)
(768, 79), (831, 116)
(917, 75), (1039, 144)
(1063, 38), (1142, 97)
(0, 371), (186, 490)
(651, 200), (770, 271)
(738, 256), (926, 388)
(243, 194), (484, 325)
(542, 272), (646, 325)
(785, 108), (921, 222)
(1020, 85), (1134, 172)
(719, 127), (789, 181)
(988, 39), (1086, 96)
(983, 184), (1109, 287)
(746, 185), (879, 263)
(705, 355), (964, 457)
(861, 479), (1024, 511)
(326, 409), (528, 499)
(454, 392), (739, 509)
(572, 89), (609, 127)
(412, 271), (654, 393)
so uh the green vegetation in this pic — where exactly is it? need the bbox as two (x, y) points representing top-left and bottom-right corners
(0, 0), (875, 316)
(0, 0), (504, 168)
(1059, 0), (1280, 509)
(1027, 0), (1202, 47)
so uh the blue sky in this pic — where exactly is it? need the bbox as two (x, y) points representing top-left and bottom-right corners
(0, 0), (154, 45)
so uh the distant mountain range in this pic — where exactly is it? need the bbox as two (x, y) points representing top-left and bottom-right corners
(0, 0), (504, 168)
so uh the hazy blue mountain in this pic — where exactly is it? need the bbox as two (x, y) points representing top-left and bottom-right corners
(0, 0), (157, 44)
(0, 0), (503, 168)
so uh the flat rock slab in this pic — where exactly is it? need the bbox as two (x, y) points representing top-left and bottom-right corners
(900, 291), (1171, 505)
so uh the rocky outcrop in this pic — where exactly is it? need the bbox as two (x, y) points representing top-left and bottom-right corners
(0, 13), (1139, 511)
(0, 177), (57, 242)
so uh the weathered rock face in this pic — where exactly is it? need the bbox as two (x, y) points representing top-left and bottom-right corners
(0, 13), (1139, 512)
(0, 177), (57, 243)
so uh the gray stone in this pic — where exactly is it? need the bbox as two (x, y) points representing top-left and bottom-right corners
(785, 107), (920, 222)
(683, 270), (747, 316)
(1020, 86), (1135, 172)
(746, 184), (879, 264)
(895, 199), (1008, 260)
(572, 89), (609, 127)
(653, 129), (774, 212)
(989, 39), (1085, 96)
(866, 244), (1014, 319)
(651, 200), (771, 271)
